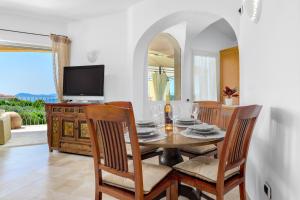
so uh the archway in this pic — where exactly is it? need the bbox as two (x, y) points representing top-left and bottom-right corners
(147, 33), (181, 101)
(131, 11), (239, 118)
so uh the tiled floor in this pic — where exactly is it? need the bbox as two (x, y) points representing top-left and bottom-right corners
(0, 144), (241, 200)
(1, 125), (47, 148)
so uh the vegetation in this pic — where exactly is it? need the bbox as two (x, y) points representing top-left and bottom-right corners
(0, 98), (46, 125)
(223, 86), (239, 98)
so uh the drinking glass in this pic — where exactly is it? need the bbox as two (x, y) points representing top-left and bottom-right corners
(191, 103), (200, 126)
(151, 103), (164, 127)
(169, 103), (181, 128)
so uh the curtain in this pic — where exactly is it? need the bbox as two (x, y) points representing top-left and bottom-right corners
(163, 81), (171, 101)
(50, 34), (71, 102)
(193, 55), (217, 101)
(152, 72), (168, 101)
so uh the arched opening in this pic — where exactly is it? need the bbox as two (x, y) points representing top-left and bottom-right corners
(147, 33), (181, 101)
(191, 18), (239, 104)
(131, 11), (239, 118)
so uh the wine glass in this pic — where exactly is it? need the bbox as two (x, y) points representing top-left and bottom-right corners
(169, 103), (181, 128)
(191, 103), (200, 126)
(151, 103), (164, 127)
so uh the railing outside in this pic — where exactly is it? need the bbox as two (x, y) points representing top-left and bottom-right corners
(16, 96), (58, 103)
(0, 96), (57, 126)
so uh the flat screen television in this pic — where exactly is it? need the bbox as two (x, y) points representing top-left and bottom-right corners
(63, 65), (105, 102)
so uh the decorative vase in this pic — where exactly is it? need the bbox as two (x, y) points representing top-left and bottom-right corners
(225, 98), (233, 106)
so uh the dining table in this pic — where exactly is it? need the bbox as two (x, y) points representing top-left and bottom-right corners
(138, 126), (225, 200)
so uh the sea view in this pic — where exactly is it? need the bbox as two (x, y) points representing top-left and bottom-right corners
(15, 93), (58, 103)
(0, 52), (56, 101)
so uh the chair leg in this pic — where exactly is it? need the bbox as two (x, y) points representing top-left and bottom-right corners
(216, 194), (224, 200)
(95, 190), (102, 200)
(216, 189), (224, 200)
(166, 180), (178, 200)
(239, 182), (246, 200)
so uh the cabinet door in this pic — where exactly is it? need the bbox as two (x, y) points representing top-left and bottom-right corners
(61, 118), (76, 141)
(77, 120), (90, 142)
(50, 116), (61, 149)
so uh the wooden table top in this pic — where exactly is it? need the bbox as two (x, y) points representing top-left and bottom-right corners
(139, 127), (224, 148)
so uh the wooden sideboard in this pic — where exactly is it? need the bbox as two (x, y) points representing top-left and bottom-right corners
(45, 103), (97, 156)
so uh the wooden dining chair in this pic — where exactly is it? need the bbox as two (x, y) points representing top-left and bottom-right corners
(174, 105), (262, 200)
(85, 104), (176, 200)
(180, 101), (222, 159)
(105, 101), (162, 160)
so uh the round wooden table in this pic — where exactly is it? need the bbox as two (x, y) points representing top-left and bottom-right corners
(139, 127), (224, 200)
(139, 127), (224, 166)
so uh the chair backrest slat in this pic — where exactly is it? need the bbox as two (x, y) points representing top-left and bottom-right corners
(228, 118), (250, 164)
(195, 101), (222, 125)
(85, 104), (142, 183)
(96, 120), (129, 171)
(218, 105), (262, 176)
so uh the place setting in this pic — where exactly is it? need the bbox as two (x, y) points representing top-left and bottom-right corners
(136, 120), (162, 128)
(180, 123), (225, 139)
(174, 117), (202, 128)
(125, 125), (167, 143)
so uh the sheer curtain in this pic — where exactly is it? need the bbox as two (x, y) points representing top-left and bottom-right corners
(193, 54), (217, 101)
(50, 34), (71, 102)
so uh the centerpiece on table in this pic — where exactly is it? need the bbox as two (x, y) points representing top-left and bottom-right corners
(223, 86), (239, 106)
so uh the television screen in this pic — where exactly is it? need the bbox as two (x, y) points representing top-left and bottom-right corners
(63, 65), (105, 97)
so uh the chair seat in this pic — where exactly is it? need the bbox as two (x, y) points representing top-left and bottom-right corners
(180, 144), (217, 155)
(174, 156), (239, 183)
(103, 162), (172, 194)
(126, 144), (158, 156)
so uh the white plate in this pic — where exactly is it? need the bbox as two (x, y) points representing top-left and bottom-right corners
(137, 128), (156, 135)
(180, 129), (225, 139)
(188, 129), (217, 135)
(138, 132), (159, 138)
(136, 120), (155, 125)
(177, 118), (197, 123)
(175, 121), (201, 128)
(188, 124), (214, 132)
(125, 132), (167, 143)
(177, 118), (196, 122)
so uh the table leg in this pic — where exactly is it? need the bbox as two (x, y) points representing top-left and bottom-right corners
(159, 148), (183, 167)
(158, 148), (199, 200)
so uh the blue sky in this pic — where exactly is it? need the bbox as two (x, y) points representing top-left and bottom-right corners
(0, 52), (55, 95)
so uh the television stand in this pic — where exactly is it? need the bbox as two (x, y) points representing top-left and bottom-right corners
(45, 102), (102, 156)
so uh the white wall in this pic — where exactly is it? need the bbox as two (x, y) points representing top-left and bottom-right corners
(68, 11), (132, 102)
(67, 0), (240, 118)
(128, 0), (239, 118)
(239, 0), (300, 199)
(0, 13), (67, 47)
(65, 0), (300, 199)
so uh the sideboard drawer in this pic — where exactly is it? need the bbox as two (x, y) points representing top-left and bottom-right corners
(60, 142), (92, 156)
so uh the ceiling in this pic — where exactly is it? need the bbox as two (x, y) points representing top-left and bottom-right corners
(148, 33), (181, 67)
(207, 19), (237, 41)
(0, 0), (142, 21)
(148, 33), (176, 58)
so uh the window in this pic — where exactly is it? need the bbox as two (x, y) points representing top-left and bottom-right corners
(0, 45), (56, 101)
(193, 53), (218, 101)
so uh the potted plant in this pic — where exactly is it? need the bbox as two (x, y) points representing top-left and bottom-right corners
(223, 86), (239, 105)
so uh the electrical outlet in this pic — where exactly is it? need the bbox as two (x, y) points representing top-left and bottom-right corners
(264, 182), (272, 199)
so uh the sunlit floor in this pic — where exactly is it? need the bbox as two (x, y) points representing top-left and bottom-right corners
(0, 144), (242, 200)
